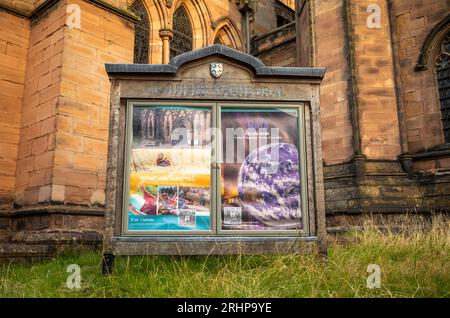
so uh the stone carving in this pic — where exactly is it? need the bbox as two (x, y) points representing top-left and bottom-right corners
(235, 0), (255, 13)
(159, 28), (174, 40)
(210, 63), (223, 78)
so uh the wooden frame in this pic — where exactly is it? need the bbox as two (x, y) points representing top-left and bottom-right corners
(102, 44), (326, 275)
(215, 102), (310, 237)
(122, 101), (217, 236)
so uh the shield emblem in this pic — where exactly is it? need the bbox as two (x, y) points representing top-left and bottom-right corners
(210, 63), (223, 78)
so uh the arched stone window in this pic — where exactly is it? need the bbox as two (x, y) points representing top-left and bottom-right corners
(214, 35), (223, 45)
(214, 27), (232, 47)
(436, 33), (450, 143)
(170, 6), (193, 59)
(130, 0), (150, 64)
(212, 17), (243, 50)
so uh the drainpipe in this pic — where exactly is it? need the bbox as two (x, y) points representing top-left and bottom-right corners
(246, 10), (250, 53)
(387, 0), (413, 176)
(237, 0), (254, 54)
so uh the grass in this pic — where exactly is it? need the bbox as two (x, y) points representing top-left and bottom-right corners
(0, 217), (449, 298)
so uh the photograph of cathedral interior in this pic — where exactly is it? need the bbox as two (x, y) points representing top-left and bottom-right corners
(0, 0), (449, 299)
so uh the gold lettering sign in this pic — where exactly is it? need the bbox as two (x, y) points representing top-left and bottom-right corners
(145, 81), (284, 98)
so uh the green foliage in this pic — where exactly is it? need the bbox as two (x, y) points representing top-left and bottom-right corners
(0, 218), (449, 298)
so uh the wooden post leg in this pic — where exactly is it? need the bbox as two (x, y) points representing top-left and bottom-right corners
(102, 253), (115, 276)
(318, 238), (328, 260)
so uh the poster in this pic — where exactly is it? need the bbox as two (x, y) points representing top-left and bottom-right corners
(127, 106), (212, 231)
(220, 108), (303, 231)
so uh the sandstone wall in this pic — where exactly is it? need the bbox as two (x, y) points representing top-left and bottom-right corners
(54, 0), (134, 205)
(11, 0), (134, 207)
(257, 38), (297, 67)
(297, 0), (311, 67)
(393, 0), (450, 171)
(314, 0), (354, 165)
(351, 0), (401, 160)
(9, 0), (246, 207)
(13, 2), (65, 206)
(0, 12), (30, 210)
(251, 0), (277, 35)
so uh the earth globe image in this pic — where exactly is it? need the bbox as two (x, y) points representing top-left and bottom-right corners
(237, 143), (302, 229)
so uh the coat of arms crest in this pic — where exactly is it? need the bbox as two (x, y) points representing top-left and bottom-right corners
(210, 63), (223, 78)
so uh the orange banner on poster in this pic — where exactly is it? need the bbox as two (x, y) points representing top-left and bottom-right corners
(130, 170), (210, 189)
